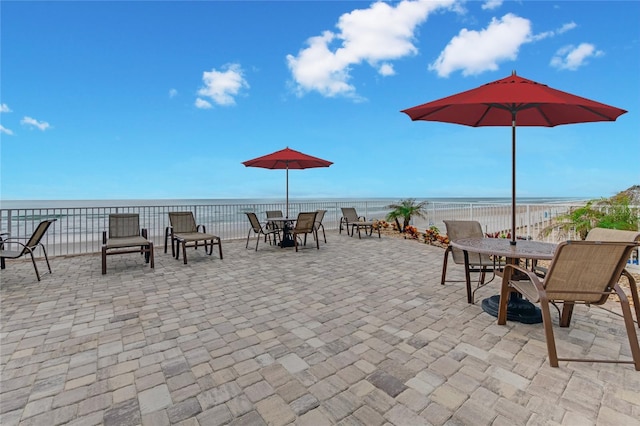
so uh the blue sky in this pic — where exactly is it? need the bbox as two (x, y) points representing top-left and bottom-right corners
(1, 0), (638, 201)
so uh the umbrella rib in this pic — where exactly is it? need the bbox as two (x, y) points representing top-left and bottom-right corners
(577, 104), (621, 121)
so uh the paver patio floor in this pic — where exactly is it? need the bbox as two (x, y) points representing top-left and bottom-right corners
(1, 232), (639, 425)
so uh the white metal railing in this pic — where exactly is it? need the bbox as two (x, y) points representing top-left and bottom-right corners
(0, 200), (393, 257)
(2, 200), (637, 267)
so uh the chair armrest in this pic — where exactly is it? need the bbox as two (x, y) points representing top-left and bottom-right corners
(197, 224), (206, 233)
(0, 240), (30, 251)
(102, 231), (107, 244)
(502, 263), (546, 301)
(141, 228), (149, 239)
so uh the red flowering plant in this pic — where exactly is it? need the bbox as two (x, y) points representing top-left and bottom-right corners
(373, 220), (389, 230)
(423, 226), (440, 244)
(404, 225), (420, 239)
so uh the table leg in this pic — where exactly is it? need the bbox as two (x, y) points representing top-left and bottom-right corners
(463, 250), (473, 304)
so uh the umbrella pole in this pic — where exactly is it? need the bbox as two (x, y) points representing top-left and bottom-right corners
(286, 166), (289, 218)
(511, 113), (517, 245)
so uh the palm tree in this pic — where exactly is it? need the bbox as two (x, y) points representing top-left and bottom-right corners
(385, 198), (428, 233)
(540, 197), (638, 240)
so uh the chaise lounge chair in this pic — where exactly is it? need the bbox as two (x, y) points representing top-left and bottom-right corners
(165, 212), (223, 264)
(340, 207), (380, 239)
(102, 214), (154, 274)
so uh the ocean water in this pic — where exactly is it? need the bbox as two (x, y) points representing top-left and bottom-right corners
(0, 196), (586, 210)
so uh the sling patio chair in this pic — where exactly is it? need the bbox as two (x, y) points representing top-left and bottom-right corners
(313, 209), (327, 243)
(548, 228), (640, 327)
(0, 218), (57, 281)
(265, 210), (286, 235)
(102, 214), (154, 275)
(165, 212), (223, 264)
(245, 212), (281, 251)
(292, 211), (319, 252)
(497, 240), (640, 370)
(339, 207), (380, 239)
(442, 220), (499, 303)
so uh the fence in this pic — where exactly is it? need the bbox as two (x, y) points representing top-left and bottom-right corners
(1, 200), (594, 257)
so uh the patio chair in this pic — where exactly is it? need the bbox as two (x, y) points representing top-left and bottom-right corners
(313, 209), (327, 243)
(554, 228), (640, 327)
(165, 212), (223, 264)
(442, 220), (498, 303)
(102, 214), (154, 275)
(340, 207), (380, 239)
(497, 240), (640, 370)
(245, 212), (281, 251)
(0, 219), (57, 281)
(292, 211), (319, 252)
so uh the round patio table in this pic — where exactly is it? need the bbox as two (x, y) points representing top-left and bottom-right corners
(450, 237), (557, 324)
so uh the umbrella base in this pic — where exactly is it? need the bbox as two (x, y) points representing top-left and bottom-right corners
(279, 233), (295, 248)
(481, 294), (542, 324)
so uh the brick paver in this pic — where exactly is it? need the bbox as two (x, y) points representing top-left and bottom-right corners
(2, 233), (640, 425)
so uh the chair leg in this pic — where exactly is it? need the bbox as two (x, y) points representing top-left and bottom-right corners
(246, 229), (252, 249)
(255, 232), (260, 251)
(614, 285), (640, 370)
(314, 230), (319, 249)
(182, 241), (188, 264)
(539, 297), (560, 368)
(164, 227), (169, 254)
(321, 225), (326, 243)
(559, 303), (574, 327)
(217, 239), (223, 259)
(497, 278), (512, 325)
(622, 270), (640, 327)
(102, 247), (107, 275)
(148, 243), (154, 269)
(41, 244), (52, 274)
(441, 247), (451, 285)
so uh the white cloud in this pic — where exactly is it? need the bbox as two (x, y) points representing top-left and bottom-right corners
(0, 103), (11, 113)
(0, 125), (14, 135)
(531, 21), (577, 42)
(195, 98), (212, 109)
(429, 13), (532, 77)
(378, 63), (395, 76)
(286, 0), (457, 99)
(169, 88), (178, 98)
(557, 22), (577, 34)
(482, 0), (503, 10)
(550, 43), (603, 70)
(21, 116), (50, 131)
(197, 63), (249, 106)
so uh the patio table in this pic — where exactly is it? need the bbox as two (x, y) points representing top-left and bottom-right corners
(450, 237), (557, 324)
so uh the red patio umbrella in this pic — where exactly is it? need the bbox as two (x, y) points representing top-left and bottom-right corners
(242, 147), (333, 217)
(401, 71), (627, 245)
